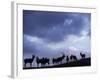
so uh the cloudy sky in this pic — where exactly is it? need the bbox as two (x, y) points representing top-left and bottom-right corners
(23, 10), (91, 59)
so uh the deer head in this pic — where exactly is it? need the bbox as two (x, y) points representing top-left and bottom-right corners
(32, 55), (35, 59)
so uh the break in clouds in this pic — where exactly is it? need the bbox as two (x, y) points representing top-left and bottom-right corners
(23, 10), (91, 58)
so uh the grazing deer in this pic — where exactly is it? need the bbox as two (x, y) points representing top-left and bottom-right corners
(70, 55), (77, 61)
(66, 55), (69, 62)
(80, 52), (85, 59)
(24, 55), (35, 67)
(52, 53), (65, 64)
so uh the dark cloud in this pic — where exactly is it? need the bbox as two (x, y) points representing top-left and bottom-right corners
(23, 10), (91, 42)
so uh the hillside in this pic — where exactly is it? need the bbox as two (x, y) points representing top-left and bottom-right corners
(23, 58), (91, 69)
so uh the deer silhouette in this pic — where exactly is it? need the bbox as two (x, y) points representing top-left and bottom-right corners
(52, 53), (65, 64)
(66, 55), (69, 62)
(36, 57), (49, 67)
(80, 52), (85, 59)
(24, 55), (35, 67)
(70, 55), (77, 61)
(43, 57), (49, 65)
(52, 58), (57, 64)
(36, 57), (41, 67)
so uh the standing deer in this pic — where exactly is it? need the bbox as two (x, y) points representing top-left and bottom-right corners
(66, 55), (69, 62)
(24, 55), (35, 67)
(36, 57), (42, 67)
(80, 52), (85, 59)
(52, 53), (65, 64)
(36, 57), (50, 67)
(70, 55), (77, 61)
(43, 57), (49, 65)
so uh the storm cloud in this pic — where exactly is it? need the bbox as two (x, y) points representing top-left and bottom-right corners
(23, 10), (91, 42)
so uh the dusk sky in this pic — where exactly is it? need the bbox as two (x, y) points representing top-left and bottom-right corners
(23, 10), (91, 59)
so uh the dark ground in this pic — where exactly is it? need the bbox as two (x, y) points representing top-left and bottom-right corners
(23, 58), (91, 70)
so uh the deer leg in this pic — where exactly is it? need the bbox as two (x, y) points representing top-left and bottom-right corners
(30, 63), (32, 67)
(37, 63), (39, 67)
(24, 63), (26, 67)
(30, 63), (31, 67)
(48, 62), (49, 65)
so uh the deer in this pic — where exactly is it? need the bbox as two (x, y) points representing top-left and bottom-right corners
(52, 58), (57, 64)
(24, 55), (35, 67)
(66, 55), (69, 62)
(36, 57), (50, 67)
(52, 53), (65, 64)
(70, 55), (77, 61)
(36, 57), (42, 67)
(43, 57), (49, 65)
(80, 52), (85, 59)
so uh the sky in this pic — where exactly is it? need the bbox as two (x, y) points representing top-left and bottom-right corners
(23, 10), (91, 60)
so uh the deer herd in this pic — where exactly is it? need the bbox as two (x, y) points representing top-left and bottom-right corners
(24, 52), (86, 68)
